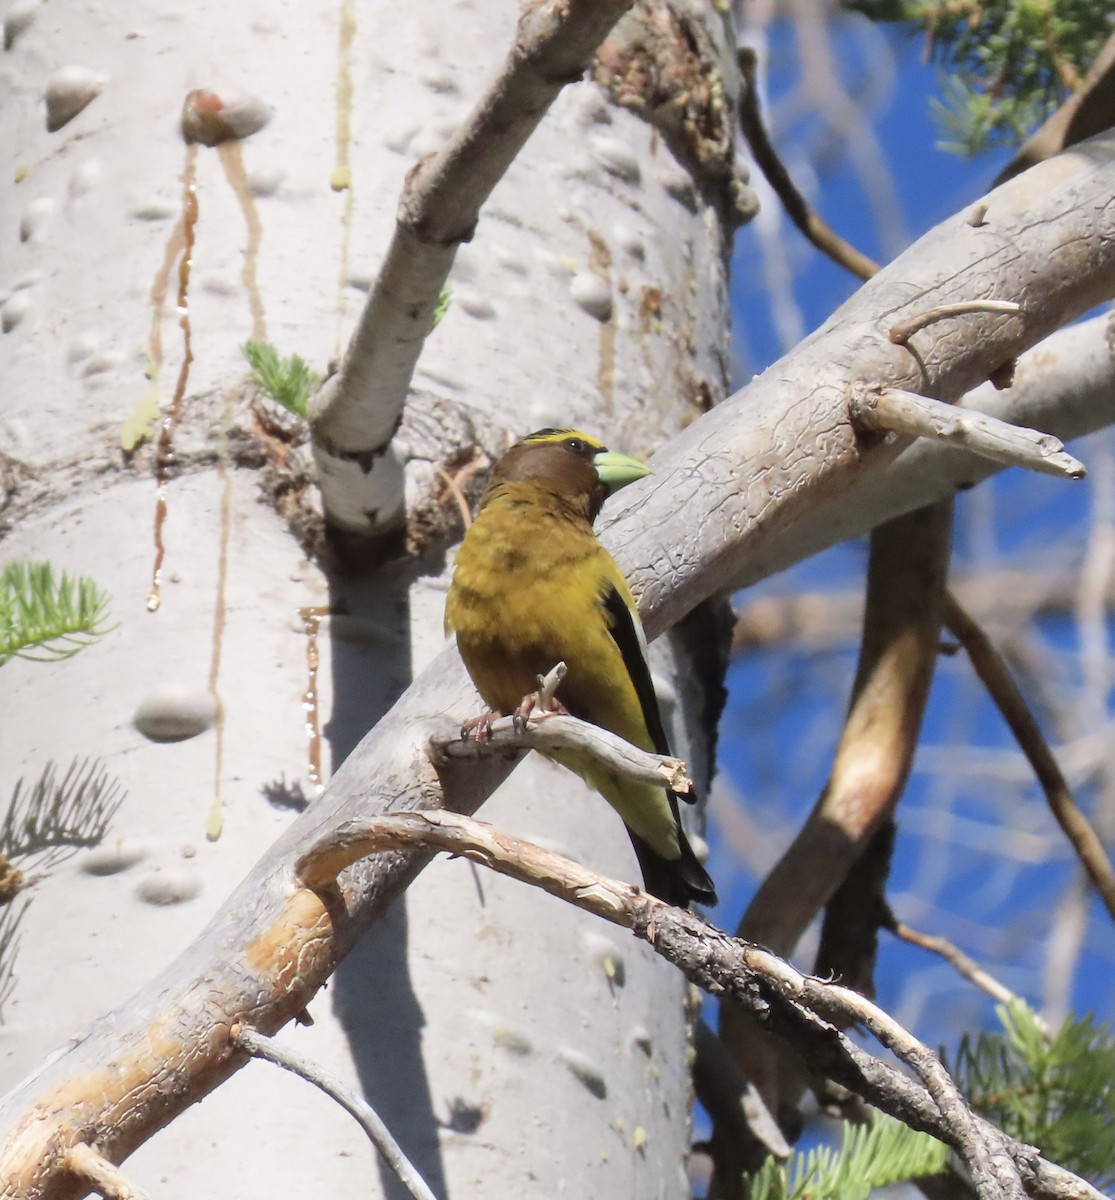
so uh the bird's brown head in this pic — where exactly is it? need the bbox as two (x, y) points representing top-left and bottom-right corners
(485, 429), (650, 523)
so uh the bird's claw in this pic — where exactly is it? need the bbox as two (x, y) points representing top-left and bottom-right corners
(512, 693), (537, 733)
(460, 711), (499, 742)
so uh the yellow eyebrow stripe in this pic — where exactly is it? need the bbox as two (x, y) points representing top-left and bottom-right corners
(520, 428), (608, 452)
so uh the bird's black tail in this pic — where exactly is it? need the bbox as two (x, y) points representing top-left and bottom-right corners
(630, 819), (717, 908)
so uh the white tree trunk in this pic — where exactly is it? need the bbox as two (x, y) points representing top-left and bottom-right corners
(0, 1), (739, 1196)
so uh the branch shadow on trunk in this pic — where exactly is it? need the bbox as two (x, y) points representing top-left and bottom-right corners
(324, 558), (449, 1200)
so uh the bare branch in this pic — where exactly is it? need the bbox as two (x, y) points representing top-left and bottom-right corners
(294, 810), (1093, 1200)
(850, 388), (1086, 480)
(232, 1027), (439, 1200)
(311, 0), (632, 536)
(886, 918), (1046, 1030)
(888, 301), (1022, 345)
(733, 312), (1115, 600)
(945, 593), (1115, 923)
(736, 45), (880, 282)
(430, 709), (692, 798)
(602, 134), (1115, 635)
(534, 660), (566, 713)
(62, 1144), (151, 1200)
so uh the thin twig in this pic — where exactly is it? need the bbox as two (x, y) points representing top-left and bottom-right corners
(232, 1026), (439, 1200)
(434, 466), (474, 531)
(888, 301), (1021, 346)
(294, 811), (1070, 1200)
(430, 707), (692, 797)
(736, 46), (880, 282)
(944, 592), (1115, 925)
(850, 388), (1086, 480)
(311, 0), (633, 535)
(886, 916), (1048, 1035)
(63, 1143), (152, 1200)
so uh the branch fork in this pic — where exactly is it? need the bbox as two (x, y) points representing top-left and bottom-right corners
(309, 0), (634, 535)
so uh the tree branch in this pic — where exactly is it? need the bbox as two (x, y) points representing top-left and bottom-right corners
(944, 592), (1115, 923)
(293, 810), (1094, 1200)
(310, 0), (632, 537)
(232, 1027), (439, 1200)
(886, 917), (1046, 1029)
(850, 388), (1085, 480)
(429, 708), (693, 797)
(61, 1145), (150, 1200)
(735, 45), (880, 282)
(888, 301), (1022, 345)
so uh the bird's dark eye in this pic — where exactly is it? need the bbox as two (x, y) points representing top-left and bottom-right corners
(566, 437), (586, 454)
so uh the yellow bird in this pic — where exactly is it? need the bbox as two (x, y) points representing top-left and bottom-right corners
(445, 428), (717, 907)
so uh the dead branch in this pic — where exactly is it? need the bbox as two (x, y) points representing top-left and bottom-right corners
(736, 45), (880, 282)
(294, 810), (1097, 1200)
(601, 132), (1115, 636)
(888, 301), (1022, 346)
(944, 593), (1115, 923)
(61, 1146), (150, 1200)
(430, 707), (693, 796)
(886, 917), (1046, 1030)
(850, 388), (1085, 480)
(311, 0), (632, 537)
(232, 1027), (439, 1200)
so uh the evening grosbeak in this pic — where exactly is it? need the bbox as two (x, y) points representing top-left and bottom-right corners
(444, 428), (717, 907)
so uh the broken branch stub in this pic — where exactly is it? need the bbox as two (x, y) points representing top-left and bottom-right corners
(850, 388), (1086, 480)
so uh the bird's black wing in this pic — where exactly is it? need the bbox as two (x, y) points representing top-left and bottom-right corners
(601, 581), (715, 900)
(600, 583), (694, 796)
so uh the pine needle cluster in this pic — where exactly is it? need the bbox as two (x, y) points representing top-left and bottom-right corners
(745, 1114), (949, 1200)
(843, 1), (1109, 153)
(242, 340), (319, 419)
(0, 561), (113, 664)
(744, 1001), (1115, 1196)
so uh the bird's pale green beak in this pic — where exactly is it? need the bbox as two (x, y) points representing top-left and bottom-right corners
(593, 450), (650, 492)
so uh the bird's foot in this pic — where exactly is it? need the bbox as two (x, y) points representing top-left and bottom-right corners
(460, 710), (500, 742)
